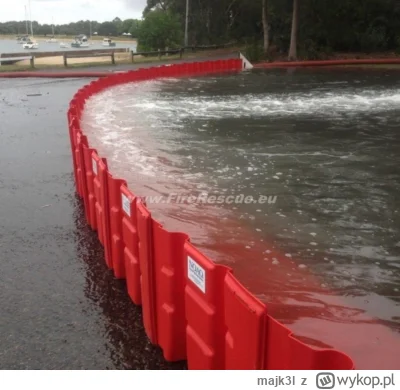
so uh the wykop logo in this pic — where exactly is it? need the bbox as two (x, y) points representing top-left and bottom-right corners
(316, 373), (335, 389)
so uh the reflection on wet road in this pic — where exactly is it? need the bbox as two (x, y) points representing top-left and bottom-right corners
(0, 78), (184, 369)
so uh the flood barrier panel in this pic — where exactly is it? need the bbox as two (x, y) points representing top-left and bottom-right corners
(67, 59), (354, 370)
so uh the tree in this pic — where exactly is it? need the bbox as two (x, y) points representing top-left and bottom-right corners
(113, 17), (123, 35)
(262, 0), (269, 55)
(138, 9), (183, 51)
(288, 0), (298, 60)
(120, 19), (134, 34)
(144, 0), (171, 14)
(98, 21), (119, 36)
(129, 20), (142, 38)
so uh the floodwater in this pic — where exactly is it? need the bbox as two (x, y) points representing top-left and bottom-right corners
(0, 77), (183, 369)
(0, 38), (137, 54)
(83, 68), (400, 369)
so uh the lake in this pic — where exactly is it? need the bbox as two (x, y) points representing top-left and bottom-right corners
(0, 38), (137, 54)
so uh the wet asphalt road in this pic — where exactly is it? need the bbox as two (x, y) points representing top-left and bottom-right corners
(0, 77), (186, 369)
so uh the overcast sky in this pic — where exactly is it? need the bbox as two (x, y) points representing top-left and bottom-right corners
(0, 0), (148, 24)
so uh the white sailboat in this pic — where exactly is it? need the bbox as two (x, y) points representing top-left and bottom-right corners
(17, 6), (30, 44)
(23, 0), (39, 49)
(46, 19), (58, 43)
(23, 40), (39, 50)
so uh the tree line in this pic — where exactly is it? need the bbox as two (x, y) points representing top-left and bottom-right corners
(140, 0), (400, 59)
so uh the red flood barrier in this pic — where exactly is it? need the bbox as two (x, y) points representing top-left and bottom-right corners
(67, 59), (355, 370)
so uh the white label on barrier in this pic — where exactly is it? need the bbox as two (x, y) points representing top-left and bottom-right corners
(92, 158), (98, 175)
(188, 256), (206, 294)
(121, 193), (131, 217)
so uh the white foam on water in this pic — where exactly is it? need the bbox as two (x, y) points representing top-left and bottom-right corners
(118, 88), (400, 120)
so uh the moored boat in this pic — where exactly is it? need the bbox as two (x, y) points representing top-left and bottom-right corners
(23, 38), (39, 49)
(102, 38), (116, 47)
(71, 34), (90, 48)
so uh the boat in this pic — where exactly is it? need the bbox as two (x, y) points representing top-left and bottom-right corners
(23, 39), (39, 50)
(102, 38), (116, 47)
(17, 7), (30, 44)
(46, 22), (58, 43)
(24, 0), (39, 50)
(71, 34), (90, 48)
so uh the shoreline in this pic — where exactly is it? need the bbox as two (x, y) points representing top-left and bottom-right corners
(2, 51), (400, 74)
(254, 57), (400, 69)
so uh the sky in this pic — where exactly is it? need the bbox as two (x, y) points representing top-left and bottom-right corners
(0, 0), (148, 24)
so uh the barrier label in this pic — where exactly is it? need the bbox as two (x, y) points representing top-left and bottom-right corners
(92, 158), (98, 175)
(188, 256), (206, 293)
(121, 193), (131, 217)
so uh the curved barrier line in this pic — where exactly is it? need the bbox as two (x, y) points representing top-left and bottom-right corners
(67, 59), (355, 370)
(254, 58), (400, 68)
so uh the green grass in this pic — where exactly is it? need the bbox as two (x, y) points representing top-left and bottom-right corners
(0, 64), (34, 72)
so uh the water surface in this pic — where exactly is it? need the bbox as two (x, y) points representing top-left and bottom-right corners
(0, 38), (137, 54)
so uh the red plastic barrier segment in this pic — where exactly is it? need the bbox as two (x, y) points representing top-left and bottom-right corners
(136, 200), (157, 343)
(120, 187), (142, 306)
(72, 128), (83, 197)
(82, 146), (98, 230)
(67, 115), (79, 192)
(263, 316), (354, 370)
(76, 132), (89, 208)
(254, 58), (400, 69)
(67, 107), (76, 128)
(91, 152), (112, 269)
(108, 175), (128, 278)
(184, 242), (232, 369)
(152, 220), (188, 362)
(224, 273), (267, 370)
